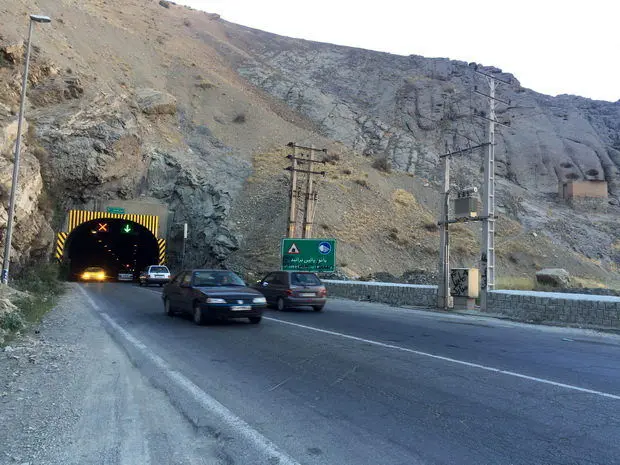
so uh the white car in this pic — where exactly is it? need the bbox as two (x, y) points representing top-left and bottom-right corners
(117, 269), (135, 282)
(139, 265), (171, 287)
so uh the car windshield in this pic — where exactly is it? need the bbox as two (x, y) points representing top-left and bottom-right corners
(291, 273), (322, 286)
(85, 267), (103, 272)
(150, 266), (169, 273)
(193, 270), (245, 287)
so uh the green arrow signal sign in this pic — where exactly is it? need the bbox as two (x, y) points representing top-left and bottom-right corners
(122, 224), (132, 234)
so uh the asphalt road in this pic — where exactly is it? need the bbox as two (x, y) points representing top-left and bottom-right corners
(82, 282), (620, 465)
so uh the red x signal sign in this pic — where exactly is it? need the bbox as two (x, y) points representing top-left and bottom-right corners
(97, 222), (109, 232)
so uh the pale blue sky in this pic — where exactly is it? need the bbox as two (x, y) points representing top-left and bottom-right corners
(179, 0), (618, 102)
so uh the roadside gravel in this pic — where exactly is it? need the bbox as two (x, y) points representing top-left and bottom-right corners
(0, 284), (227, 465)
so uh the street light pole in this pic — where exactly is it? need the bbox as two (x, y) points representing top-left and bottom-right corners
(1, 14), (51, 284)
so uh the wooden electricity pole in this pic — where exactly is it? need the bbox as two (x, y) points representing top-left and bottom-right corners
(285, 143), (327, 239)
(287, 144), (299, 238)
(302, 147), (315, 238)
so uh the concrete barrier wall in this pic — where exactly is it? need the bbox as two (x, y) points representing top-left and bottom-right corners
(323, 280), (437, 308)
(322, 280), (620, 329)
(488, 290), (620, 328)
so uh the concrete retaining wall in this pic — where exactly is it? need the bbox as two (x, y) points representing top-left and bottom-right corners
(487, 290), (620, 328)
(323, 280), (437, 307)
(323, 280), (620, 329)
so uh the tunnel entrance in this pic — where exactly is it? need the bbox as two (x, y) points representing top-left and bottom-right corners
(65, 218), (159, 281)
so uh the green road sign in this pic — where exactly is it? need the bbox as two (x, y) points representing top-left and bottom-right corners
(121, 223), (133, 234)
(281, 238), (336, 273)
(106, 207), (125, 214)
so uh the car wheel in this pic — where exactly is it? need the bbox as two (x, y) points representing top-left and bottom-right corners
(193, 303), (205, 326)
(313, 305), (324, 312)
(159, 283), (163, 287)
(139, 281), (143, 287)
(164, 298), (174, 317)
(276, 297), (286, 311)
(248, 316), (262, 324)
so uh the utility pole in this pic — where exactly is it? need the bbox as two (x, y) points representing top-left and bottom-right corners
(473, 68), (511, 310)
(437, 142), (489, 310)
(302, 146), (315, 238)
(437, 151), (451, 309)
(287, 144), (299, 238)
(480, 77), (496, 310)
(285, 143), (327, 239)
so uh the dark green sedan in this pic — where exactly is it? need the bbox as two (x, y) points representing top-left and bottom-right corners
(162, 269), (266, 325)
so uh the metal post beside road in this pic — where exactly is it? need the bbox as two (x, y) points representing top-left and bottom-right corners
(181, 222), (188, 269)
(1, 14), (51, 284)
(437, 154), (451, 309)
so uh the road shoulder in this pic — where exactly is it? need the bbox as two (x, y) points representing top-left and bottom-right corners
(0, 283), (226, 465)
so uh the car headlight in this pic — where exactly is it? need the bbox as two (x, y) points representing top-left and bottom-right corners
(82, 273), (90, 279)
(253, 297), (267, 304)
(206, 298), (226, 304)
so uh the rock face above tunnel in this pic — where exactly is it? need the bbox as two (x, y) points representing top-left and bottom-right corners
(225, 27), (620, 198)
(33, 91), (250, 267)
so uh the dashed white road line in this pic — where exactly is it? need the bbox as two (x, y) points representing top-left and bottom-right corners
(79, 286), (302, 465)
(264, 317), (620, 401)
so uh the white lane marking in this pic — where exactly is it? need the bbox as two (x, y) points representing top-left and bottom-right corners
(264, 316), (620, 401)
(78, 286), (302, 465)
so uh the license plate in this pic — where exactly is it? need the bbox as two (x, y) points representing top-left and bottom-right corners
(300, 293), (315, 297)
(231, 305), (251, 311)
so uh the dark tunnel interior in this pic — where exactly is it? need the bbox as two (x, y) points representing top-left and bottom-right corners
(66, 219), (159, 280)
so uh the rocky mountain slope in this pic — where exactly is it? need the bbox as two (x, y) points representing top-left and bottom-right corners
(0, 0), (618, 286)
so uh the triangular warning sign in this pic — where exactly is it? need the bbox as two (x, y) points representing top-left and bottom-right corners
(287, 243), (300, 254)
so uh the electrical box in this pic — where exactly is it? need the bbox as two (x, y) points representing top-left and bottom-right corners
(453, 186), (479, 219)
(454, 197), (478, 219)
(450, 268), (480, 298)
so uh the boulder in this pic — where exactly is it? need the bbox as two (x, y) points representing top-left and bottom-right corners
(535, 268), (570, 288)
(135, 88), (177, 115)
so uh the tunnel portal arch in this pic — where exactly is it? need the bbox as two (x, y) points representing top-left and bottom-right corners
(55, 210), (167, 280)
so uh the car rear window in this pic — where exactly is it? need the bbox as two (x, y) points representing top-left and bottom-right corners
(291, 273), (321, 286)
(150, 266), (169, 273)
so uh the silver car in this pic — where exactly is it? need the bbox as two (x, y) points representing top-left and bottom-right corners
(139, 265), (171, 287)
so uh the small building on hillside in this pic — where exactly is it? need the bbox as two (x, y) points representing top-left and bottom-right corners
(558, 180), (608, 211)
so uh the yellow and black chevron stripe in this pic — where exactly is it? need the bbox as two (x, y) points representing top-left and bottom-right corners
(68, 210), (159, 237)
(55, 232), (68, 261)
(157, 239), (166, 265)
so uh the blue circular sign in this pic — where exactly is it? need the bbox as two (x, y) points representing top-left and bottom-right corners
(318, 241), (332, 255)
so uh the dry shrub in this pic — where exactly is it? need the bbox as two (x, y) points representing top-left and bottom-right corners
(322, 152), (340, 164)
(372, 157), (391, 173)
(392, 189), (416, 207)
(423, 221), (439, 232)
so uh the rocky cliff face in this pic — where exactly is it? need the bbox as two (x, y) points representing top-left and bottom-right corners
(222, 26), (620, 200)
